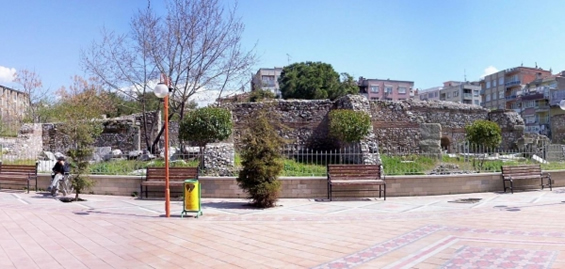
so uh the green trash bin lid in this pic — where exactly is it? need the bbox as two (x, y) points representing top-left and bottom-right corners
(184, 179), (198, 183)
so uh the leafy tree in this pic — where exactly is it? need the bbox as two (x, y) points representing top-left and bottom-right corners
(82, 0), (256, 152)
(51, 76), (115, 201)
(248, 89), (275, 102)
(333, 72), (360, 99)
(237, 110), (285, 208)
(465, 120), (502, 150)
(179, 107), (232, 167)
(179, 107), (233, 147)
(12, 69), (52, 123)
(279, 61), (340, 100)
(329, 109), (371, 144)
(465, 119), (502, 171)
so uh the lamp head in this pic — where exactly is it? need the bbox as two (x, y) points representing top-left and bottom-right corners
(154, 83), (169, 99)
(560, 100), (565, 111)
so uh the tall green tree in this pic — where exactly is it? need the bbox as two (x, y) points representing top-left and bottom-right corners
(51, 76), (115, 201)
(279, 61), (340, 100)
(237, 110), (285, 208)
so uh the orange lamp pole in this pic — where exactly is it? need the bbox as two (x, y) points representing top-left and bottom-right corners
(164, 76), (170, 218)
(154, 74), (171, 218)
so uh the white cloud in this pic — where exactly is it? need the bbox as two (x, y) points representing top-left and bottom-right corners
(480, 66), (498, 78)
(0, 65), (16, 84)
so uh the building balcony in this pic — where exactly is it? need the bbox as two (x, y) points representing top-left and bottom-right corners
(535, 105), (549, 112)
(505, 80), (521, 87)
(463, 93), (472, 100)
(505, 95), (517, 100)
(480, 89), (485, 95)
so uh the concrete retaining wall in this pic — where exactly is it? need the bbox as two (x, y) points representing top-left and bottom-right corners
(25, 171), (565, 198)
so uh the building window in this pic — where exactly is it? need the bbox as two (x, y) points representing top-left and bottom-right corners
(370, 86), (379, 93)
(428, 93), (434, 98)
(498, 91), (504, 99)
(491, 93), (496, 100)
(486, 94), (491, 101)
(447, 93), (451, 98)
(499, 77), (504, 85)
(473, 90), (479, 97)
(453, 91), (459, 97)
(398, 87), (407, 94)
(474, 100), (479, 105)
(385, 86), (393, 94)
(493, 79), (497, 87)
(435, 92), (438, 97)
(486, 81), (491, 88)
(371, 97), (379, 100)
(261, 75), (275, 86)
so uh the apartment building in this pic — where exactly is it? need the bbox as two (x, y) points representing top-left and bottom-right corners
(0, 84), (29, 123)
(481, 66), (552, 110)
(439, 81), (481, 105)
(358, 77), (415, 101)
(518, 71), (565, 137)
(417, 86), (441, 101)
(250, 67), (283, 97)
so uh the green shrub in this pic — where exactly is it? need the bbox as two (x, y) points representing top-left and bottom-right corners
(329, 109), (371, 143)
(236, 111), (284, 208)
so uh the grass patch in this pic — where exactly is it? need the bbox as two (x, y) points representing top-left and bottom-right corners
(87, 159), (198, 175)
(281, 159), (327, 176)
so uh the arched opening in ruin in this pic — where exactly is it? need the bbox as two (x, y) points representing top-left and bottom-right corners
(441, 136), (451, 152)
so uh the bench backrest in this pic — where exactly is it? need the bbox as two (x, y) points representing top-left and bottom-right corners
(328, 164), (383, 180)
(501, 164), (542, 177)
(0, 164), (38, 175)
(146, 167), (199, 181)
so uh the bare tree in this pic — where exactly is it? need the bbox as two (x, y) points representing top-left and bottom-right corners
(81, 0), (256, 152)
(12, 69), (51, 123)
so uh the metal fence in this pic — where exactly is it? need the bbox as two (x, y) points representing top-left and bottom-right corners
(1, 142), (565, 176)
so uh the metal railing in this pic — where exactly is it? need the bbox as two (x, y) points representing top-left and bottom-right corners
(2, 142), (565, 176)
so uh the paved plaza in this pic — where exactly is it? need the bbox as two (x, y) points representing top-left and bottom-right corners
(0, 188), (565, 268)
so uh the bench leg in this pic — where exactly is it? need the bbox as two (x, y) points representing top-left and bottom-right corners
(383, 184), (386, 201)
(328, 183), (333, 201)
(27, 180), (30, 194)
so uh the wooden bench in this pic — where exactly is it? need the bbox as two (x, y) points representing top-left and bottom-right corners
(140, 167), (199, 198)
(501, 164), (552, 194)
(0, 161), (39, 193)
(327, 164), (386, 201)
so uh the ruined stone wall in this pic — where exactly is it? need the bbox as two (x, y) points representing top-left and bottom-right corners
(0, 123), (43, 160)
(367, 100), (489, 152)
(487, 109), (525, 149)
(41, 112), (179, 154)
(224, 100), (335, 150)
(227, 97), (521, 154)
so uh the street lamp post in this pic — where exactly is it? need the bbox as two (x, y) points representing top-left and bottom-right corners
(154, 74), (171, 218)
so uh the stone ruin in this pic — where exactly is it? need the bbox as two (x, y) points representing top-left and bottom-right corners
(0, 95), (549, 173)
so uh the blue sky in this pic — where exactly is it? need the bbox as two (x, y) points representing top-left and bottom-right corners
(2, 0), (565, 97)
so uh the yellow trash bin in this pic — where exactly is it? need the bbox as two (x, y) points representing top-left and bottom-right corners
(182, 179), (202, 218)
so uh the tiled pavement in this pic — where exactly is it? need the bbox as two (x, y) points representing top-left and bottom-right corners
(1, 189), (565, 268)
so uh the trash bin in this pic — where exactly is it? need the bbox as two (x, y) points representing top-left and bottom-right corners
(181, 179), (202, 218)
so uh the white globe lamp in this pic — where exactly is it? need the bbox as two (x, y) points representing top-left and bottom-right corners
(154, 83), (169, 98)
(560, 100), (565, 111)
